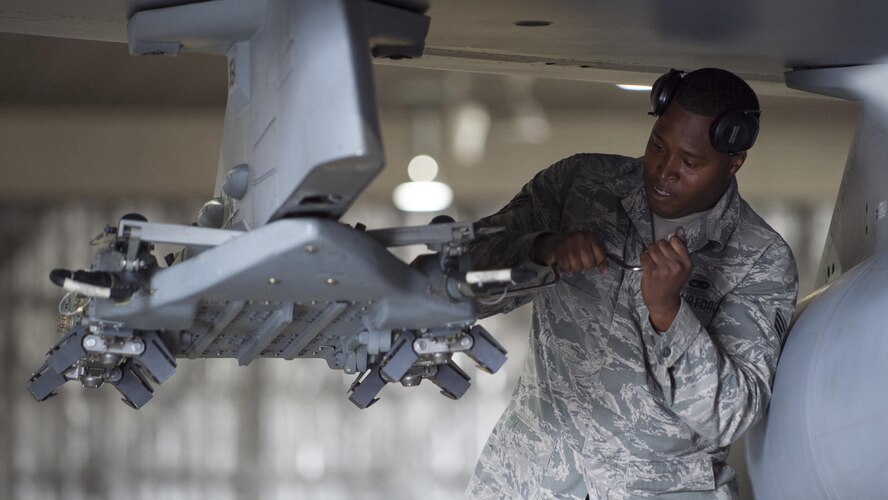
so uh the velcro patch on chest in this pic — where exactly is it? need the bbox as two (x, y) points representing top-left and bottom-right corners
(688, 277), (711, 290)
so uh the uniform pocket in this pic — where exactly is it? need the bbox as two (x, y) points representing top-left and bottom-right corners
(622, 454), (715, 495)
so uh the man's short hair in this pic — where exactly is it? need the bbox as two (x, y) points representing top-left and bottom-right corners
(675, 68), (759, 117)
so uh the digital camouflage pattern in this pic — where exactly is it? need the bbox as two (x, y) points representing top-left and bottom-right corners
(465, 154), (798, 499)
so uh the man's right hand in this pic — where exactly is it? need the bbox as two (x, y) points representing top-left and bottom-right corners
(532, 231), (608, 273)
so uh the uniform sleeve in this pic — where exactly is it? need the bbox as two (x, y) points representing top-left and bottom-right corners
(468, 156), (577, 316)
(641, 240), (799, 447)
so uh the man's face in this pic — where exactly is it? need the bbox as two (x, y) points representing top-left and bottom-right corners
(643, 102), (745, 219)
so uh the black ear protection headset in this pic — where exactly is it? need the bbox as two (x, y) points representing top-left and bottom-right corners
(649, 68), (760, 155)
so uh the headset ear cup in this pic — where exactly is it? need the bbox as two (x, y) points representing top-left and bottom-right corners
(711, 111), (759, 153)
(650, 69), (683, 116)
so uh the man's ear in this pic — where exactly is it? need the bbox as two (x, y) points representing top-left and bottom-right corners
(728, 151), (746, 176)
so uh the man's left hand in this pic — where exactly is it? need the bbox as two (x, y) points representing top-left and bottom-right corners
(641, 228), (693, 332)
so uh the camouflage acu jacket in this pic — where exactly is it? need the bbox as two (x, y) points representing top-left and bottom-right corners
(465, 154), (798, 499)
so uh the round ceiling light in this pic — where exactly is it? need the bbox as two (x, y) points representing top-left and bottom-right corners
(407, 154), (439, 181)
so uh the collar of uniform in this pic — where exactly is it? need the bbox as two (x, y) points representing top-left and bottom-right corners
(620, 181), (655, 247)
(699, 177), (740, 253)
(620, 176), (740, 253)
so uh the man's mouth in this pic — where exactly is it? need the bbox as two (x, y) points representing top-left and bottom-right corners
(652, 185), (673, 198)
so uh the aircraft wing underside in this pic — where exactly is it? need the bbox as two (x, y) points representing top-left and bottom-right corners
(4, 0), (888, 85)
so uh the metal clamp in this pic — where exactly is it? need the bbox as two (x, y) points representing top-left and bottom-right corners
(347, 366), (388, 409)
(83, 334), (145, 356)
(412, 335), (473, 355)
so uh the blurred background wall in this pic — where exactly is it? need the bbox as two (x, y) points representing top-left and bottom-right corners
(0, 33), (857, 499)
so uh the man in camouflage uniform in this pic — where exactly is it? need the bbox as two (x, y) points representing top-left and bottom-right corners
(465, 68), (799, 499)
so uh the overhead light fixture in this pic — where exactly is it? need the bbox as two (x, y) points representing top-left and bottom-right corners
(407, 154), (439, 181)
(393, 181), (454, 212)
(514, 20), (551, 27)
(616, 84), (653, 91)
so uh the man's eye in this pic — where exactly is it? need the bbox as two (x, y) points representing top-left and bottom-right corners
(682, 159), (696, 168)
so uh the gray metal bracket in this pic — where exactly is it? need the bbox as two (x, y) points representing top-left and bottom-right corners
(379, 331), (419, 382)
(27, 362), (67, 401)
(112, 361), (154, 409)
(186, 300), (245, 358)
(118, 220), (243, 250)
(46, 325), (88, 374)
(235, 304), (294, 366)
(347, 366), (389, 409)
(135, 331), (177, 384)
(429, 361), (471, 400)
(82, 334), (145, 357)
(367, 221), (476, 249)
(281, 302), (349, 360)
(464, 325), (508, 374)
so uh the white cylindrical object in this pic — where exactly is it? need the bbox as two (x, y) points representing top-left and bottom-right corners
(465, 269), (513, 285)
(62, 278), (112, 299)
(747, 249), (888, 498)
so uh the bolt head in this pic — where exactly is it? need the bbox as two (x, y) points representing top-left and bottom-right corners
(81, 375), (104, 389)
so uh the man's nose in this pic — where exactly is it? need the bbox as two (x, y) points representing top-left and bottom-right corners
(658, 154), (680, 181)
